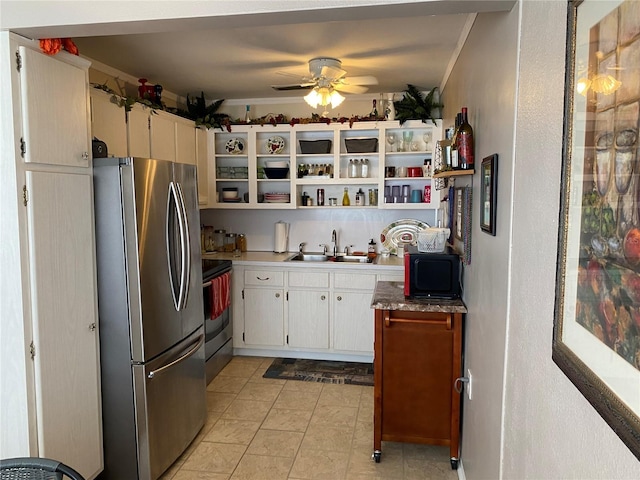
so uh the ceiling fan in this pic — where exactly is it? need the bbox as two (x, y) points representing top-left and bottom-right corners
(271, 57), (378, 95)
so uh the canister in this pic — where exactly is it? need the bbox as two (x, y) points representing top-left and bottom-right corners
(224, 233), (237, 252)
(214, 229), (226, 252)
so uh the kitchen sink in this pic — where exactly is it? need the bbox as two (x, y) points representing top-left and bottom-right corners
(287, 253), (372, 263)
(287, 253), (330, 262)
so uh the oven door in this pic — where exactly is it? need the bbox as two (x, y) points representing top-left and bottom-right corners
(202, 273), (232, 361)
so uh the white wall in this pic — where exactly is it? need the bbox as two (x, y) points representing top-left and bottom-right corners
(444, 1), (640, 479)
(503, 0), (640, 478)
(200, 207), (437, 254)
(441, 6), (519, 479)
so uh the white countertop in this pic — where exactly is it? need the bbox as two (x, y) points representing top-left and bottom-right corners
(201, 251), (404, 271)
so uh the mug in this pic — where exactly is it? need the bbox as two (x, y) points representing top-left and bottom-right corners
(385, 166), (396, 178)
(397, 166), (407, 177)
(411, 189), (422, 203)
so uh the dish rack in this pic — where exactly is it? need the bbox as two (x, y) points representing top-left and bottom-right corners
(417, 228), (450, 253)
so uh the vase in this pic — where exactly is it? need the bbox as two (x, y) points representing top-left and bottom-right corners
(385, 93), (395, 121)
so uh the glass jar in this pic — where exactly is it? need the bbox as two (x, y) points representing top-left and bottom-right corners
(237, 234), (247, 252)
(204, 226), (214, 252)
(214, 229), (226, 252)
(224, 233), (237, 252)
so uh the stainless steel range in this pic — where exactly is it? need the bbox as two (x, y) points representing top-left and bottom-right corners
(202, 259), (233, 383)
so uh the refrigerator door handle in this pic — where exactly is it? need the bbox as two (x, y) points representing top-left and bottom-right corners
(166, 181), (187, 311)
(147, 333), (204, 379)
(175, 181), (191, 311)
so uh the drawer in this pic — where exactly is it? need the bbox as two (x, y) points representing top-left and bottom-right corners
(288, 271), (330, 288)
(334, 272), (376, 290)
(244, 270), (284, 286)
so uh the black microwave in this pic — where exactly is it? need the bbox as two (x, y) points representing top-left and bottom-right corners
(403, 245), (461, 299)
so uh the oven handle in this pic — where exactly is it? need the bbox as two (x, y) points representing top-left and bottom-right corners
(202, 280), (212, 288)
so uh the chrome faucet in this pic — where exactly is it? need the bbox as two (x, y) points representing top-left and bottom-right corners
(331, 229), (338, 257)
(343, 245), (354, 256)
(298, 242), (306, 253)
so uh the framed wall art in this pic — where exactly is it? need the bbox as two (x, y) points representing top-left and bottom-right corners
(554, 0), (640, 460)
(480, 154), (497, 235)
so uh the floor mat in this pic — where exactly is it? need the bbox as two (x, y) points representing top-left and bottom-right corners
(263, 358), (374, 386)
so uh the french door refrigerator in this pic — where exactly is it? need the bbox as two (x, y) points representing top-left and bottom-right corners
(93, 157), (205, 480)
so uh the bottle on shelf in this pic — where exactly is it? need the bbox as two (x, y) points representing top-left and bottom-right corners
(368, 239), (377, 260)
(349, 158), (361, 178)
(371, 99), (378, 117)
(450, 112), (461, 169)
(244, 105), (251, 123)
(355, 188), (365, 206)
(423, 159), (432, 178)
(342, 187), (351, 206)
(361, 158), (369, 178)
(317, 188), (325, 206)
(458, 107), (475, 170)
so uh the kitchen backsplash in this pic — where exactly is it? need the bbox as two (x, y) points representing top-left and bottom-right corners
(199, 208), (437, 254)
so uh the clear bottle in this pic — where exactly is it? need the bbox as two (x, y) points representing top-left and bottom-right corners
(450, 112), (461, 169)
(458, 107), (475, 170)
(349, 159), (359, 178)
(244, 105), (251, 123)
(342, 187), (351, 206)
(360, 158), (369, 178)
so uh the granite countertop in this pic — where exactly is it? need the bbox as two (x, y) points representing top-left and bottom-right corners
(371, 281), (467, 313)
(201, 251), (404, 270)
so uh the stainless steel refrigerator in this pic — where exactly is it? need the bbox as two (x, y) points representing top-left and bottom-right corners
(93, 157), (205, 480)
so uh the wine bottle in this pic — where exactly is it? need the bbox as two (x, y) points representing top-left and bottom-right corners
(371, 99), (378, 117)
(458, 107), (474, 170)
(450, 112), (461, 169)
(342, 187), (351, 206)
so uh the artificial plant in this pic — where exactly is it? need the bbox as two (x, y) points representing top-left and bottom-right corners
(186, 92), (230, 130)
(393, 85), (443, 125)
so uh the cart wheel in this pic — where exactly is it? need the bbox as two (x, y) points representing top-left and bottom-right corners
(372, 451), (381, 463)
(450, 458), (459, 470)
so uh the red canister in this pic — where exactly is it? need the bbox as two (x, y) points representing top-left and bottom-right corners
(424, 185), (432, 203)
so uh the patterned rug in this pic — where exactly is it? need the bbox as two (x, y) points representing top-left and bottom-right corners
(263, 358), (374, 386)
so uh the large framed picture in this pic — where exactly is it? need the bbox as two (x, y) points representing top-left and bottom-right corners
(554, 0), (640, 460)
(480, 154), (497, 235)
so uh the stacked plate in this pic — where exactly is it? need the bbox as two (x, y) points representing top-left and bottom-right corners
(264, 193), (290, 203)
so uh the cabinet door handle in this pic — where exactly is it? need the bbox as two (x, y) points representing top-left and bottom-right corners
(88, 323), (96, 332)
(321, 295), (326, 300)
(337, 296), (342, 301)
(275, 293), (280, 298)
(383, 310), (452, 330)
(257, 276), (270, 281)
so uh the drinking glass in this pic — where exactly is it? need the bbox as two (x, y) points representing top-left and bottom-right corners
(402, 131), (413, 152)
(386, 133), (396, 152)
(423, 131), (433, 150)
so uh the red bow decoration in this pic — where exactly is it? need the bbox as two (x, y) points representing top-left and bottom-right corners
(39, 38), (79, 56)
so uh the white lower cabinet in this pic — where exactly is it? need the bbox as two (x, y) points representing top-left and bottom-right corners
(237, 265), (399, 357)
(332, 273), (377, 354)
(287, 289), (330, 349)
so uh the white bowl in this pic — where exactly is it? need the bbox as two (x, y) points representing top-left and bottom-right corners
(265, 160), (288, 168)
(222, 189), (238, 199)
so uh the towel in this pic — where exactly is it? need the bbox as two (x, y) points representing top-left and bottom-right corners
(211, 271), (231, 320)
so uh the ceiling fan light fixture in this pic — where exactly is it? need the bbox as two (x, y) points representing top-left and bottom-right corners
(304, 86), (344, 109)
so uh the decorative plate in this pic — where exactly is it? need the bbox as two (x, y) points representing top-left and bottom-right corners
(225, 138), (245, 155)
(266, 136), (286, 154)
(380, 218), (430, 255)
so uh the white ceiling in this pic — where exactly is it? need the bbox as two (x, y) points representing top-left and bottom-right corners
(10, 1), (516, 101)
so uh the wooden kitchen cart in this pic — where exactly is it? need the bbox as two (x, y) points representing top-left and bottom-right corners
(371, 281), (467, 469)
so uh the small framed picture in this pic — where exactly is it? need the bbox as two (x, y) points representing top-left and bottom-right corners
(480, 154), (498, 235)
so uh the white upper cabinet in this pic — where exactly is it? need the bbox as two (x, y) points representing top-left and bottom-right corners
(196, 127), (209, 205)
(18, 46), (90, 167)
(127, 103), (151, 158)
(150, 110), (177, 161)
(175, 117), (197, 165)
(90, 89), (127, 158)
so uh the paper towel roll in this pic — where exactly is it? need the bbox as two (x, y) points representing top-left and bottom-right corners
(274, 221), (289, 253)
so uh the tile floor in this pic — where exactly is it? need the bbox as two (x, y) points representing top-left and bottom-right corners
(160, 356), (459, 480)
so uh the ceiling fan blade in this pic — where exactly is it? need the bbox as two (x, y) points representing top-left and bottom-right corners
(341, 75), (378, 86)
(320, 64), (347, 80)
(276, 70), (308, 79)
(271, 83), (315, 91)
(333, 83), (369, 94)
